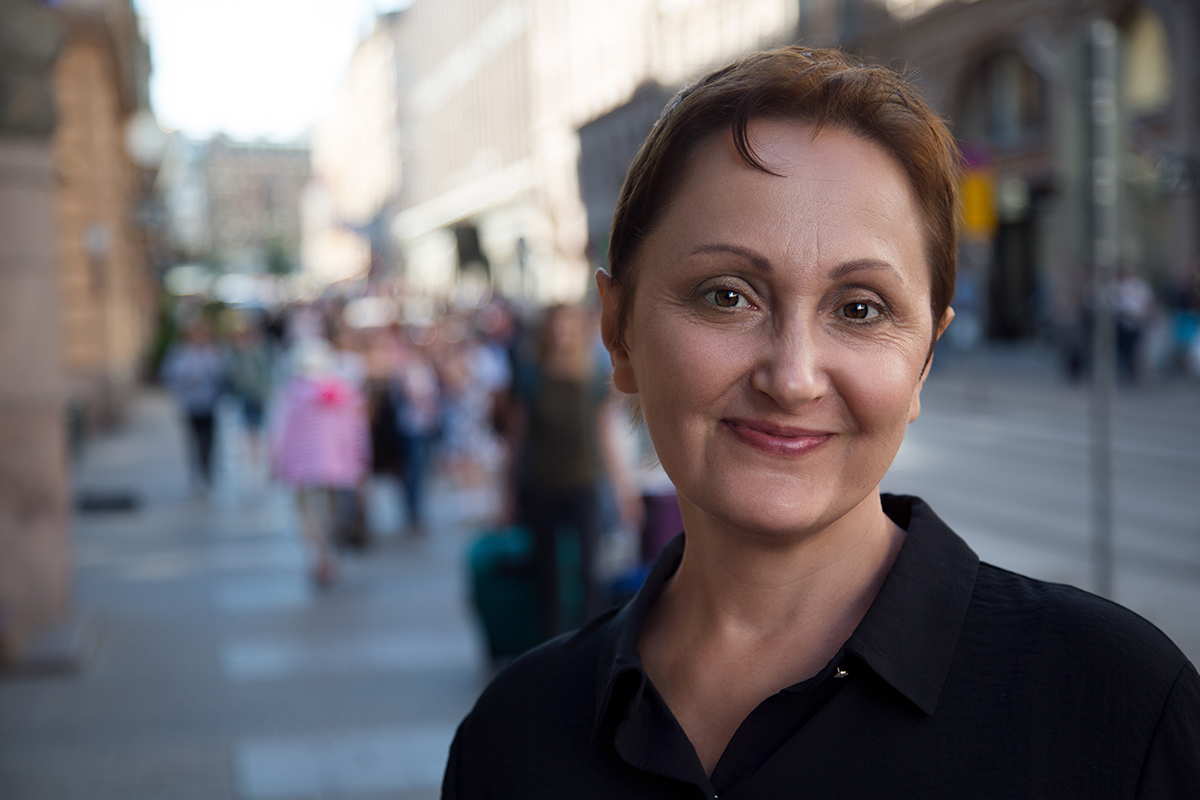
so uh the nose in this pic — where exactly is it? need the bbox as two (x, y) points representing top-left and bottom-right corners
(750, 321), (829, 409)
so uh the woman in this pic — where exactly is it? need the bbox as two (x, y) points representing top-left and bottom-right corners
(444, 47), (1198, 798)
(159, 318), (229, 489)
(227, 319), (273, 477)
(510, 303), (639, 639)
(271, 338), (370, 585)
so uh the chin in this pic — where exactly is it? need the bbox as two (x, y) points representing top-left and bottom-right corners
(684, 479), (874, 543)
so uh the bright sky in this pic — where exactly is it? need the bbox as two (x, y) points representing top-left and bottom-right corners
(133, 0), (409, 142)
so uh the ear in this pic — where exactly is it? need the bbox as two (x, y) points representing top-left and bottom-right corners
(596, 268), (638, 394)
(909, 306), (955, 423)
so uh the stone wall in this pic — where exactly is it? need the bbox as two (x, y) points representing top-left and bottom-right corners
(0, 137), (71, 664)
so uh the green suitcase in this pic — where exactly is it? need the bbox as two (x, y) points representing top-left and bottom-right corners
(467, 525), (583, 659)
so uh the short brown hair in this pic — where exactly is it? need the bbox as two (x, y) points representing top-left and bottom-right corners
(607, 46), (960, 349)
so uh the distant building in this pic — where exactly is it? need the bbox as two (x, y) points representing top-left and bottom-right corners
(157, 134), (309, 277)
(203, 136), (310, 274)
(576, 82), (673, 266)
(306, 13), (405, 287)
(846, 0), (1199, 346)
(156, 135), (211, 261)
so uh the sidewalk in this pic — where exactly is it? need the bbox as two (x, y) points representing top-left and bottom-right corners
(0, 390), (490, 800)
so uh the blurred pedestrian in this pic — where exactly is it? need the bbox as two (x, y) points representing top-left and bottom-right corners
(509, 304), (639, 639)
(227, 320), (273, 477)
(391, 330), (441, 537)
(437, 317), (507, 492)
(159, 318), (229, 489)
(365, 324), (406, 487)
(332, 323), (369, 390)
(271, 338), (371, 586)
(1114, 267), (1154, 383)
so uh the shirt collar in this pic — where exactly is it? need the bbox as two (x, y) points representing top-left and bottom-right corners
(593, 494), (980, 736)
(845, 494), (979, 715)
(592, 532), (684, 738)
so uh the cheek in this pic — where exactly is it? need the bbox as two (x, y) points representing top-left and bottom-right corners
(633, 315), (747, 410)
(837, 350), (925, 433)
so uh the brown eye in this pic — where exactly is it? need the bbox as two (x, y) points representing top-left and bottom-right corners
(709, 289), (747, 309)
(842, 302), (879, 321)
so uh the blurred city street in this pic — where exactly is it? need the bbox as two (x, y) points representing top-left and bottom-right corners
(1, 0), (1197, 797)
(1, 345), (1198, 800)
(0, 389), (490, 800)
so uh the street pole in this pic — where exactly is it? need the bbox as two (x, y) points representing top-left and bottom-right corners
(1089, 19), (1118, 599)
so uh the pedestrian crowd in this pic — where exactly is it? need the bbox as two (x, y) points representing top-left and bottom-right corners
(156, 294), (663, 617)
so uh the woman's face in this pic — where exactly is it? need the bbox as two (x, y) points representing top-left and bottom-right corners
(602, 120), (948, 540)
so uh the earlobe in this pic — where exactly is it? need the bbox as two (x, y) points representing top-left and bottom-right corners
(920, 306), (955, 382)
(937, 306), (956, 341)
(908, 387), (922, 423)
(911, 306), (954, 423)
(596, 269), (638, 394)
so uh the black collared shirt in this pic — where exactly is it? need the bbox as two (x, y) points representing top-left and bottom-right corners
(444, 495), (1200, 799)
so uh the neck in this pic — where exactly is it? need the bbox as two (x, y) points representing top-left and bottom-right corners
(650, 491), (903, 663)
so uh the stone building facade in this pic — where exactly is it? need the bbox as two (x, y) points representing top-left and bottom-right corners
(0, 0), (160, 667)
(51, 0), (154, 428)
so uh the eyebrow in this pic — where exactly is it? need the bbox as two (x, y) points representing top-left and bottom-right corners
(829, 258), (904, 282)
(689, 246), (903, 283)
(688, 244), (773, 273)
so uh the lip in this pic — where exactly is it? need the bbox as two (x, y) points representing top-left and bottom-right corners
(721, 418), (833, 457)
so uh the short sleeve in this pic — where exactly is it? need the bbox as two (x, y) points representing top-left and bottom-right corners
(1134, 660), (1200, 799)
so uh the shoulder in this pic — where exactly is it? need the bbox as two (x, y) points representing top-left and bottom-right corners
(969, 562), (1187, 685)
(463, 612), (614, 737)
(952, 566), (1200, 793)
(950, 562), (1192, 758)
(447, 612), (619, 793)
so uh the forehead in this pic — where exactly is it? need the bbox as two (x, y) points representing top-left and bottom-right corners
(643, 120), (930, 291)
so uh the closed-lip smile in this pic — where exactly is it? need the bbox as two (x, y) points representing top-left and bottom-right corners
(722, 417), (833, 456)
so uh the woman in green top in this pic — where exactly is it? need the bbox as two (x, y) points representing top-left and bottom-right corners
(510, 304), (637, 640)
